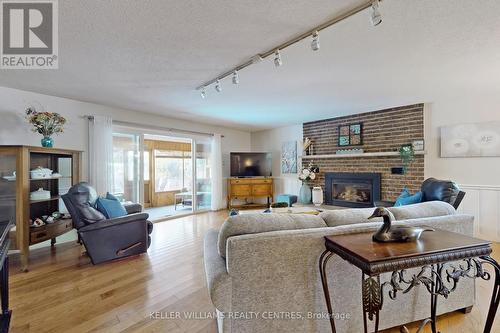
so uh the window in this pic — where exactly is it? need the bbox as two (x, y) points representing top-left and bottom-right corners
(154, 150), (192, 192)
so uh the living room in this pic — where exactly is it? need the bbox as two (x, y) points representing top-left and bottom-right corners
(0, 0), (499, 332)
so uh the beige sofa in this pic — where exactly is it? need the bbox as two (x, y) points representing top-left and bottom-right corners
(204, 202), (475, 333)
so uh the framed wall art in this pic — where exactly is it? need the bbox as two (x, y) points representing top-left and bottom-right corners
(441, 122), (500, 157)
(338, 123), (363, 146)
(281, 141), (298, 173)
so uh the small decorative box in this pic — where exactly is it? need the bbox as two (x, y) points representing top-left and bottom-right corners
(30, 188), (51, 201)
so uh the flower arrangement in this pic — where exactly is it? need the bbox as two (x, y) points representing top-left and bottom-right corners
(298, 161), (316, 182)
(25, 107), (66, 147)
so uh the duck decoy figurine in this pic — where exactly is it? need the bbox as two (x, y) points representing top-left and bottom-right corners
(368, 207), (434, 242)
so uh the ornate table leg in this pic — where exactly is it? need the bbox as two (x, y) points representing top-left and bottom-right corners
(362, 274), (381, 333)
(430, 263), (440, 333)
(319, 250), (336, 333)
(480, 256), (500, 333)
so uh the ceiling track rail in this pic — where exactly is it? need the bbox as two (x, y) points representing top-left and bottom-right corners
(195, 0), (380, 91)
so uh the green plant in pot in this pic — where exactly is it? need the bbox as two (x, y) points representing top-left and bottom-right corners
(25, 107), (66, 148)
(399, 144), (415, 174)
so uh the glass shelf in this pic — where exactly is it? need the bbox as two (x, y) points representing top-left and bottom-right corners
(30, 196), (60, 204)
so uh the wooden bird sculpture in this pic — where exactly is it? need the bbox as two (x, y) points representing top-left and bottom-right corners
(369, 207), (434, 242)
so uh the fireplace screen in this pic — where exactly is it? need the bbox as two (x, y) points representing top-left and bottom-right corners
(332, 181), (371, 203)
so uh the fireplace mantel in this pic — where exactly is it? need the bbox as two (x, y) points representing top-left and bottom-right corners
(301, 151), (425, 159)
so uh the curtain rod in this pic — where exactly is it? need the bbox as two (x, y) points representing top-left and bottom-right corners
(84, 116), (224, 138)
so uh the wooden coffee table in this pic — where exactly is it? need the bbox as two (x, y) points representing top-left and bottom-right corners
(318, 229), (499, 333)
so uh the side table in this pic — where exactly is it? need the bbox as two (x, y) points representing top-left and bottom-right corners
(319, 229), (499, 333)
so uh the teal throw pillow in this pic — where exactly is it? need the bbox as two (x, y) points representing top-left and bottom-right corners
(395, 191), (423, 207)
(95, 197), (127, 219)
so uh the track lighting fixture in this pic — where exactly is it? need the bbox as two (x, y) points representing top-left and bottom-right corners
(370, 1), (382, 26)
(215, 80), (222, 92)
(311, 31), (320, 51)
(200, 87), (206, 99)
(232, 71), (239, 85)
(195, 0), (384, 92)
(274, 50), (282, 67)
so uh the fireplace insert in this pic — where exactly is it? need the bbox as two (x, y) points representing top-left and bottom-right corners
(325, 172), (381, 208)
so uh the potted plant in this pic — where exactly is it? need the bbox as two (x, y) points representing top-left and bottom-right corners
(298, 161), (317, 204)
(399, 144), (415, 174)
(25, 107), (66, 148)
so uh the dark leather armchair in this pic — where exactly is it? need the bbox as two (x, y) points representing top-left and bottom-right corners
(421, 178), (465, 209)
(62, 182), (153, 265)
(376, 178), (466, 209)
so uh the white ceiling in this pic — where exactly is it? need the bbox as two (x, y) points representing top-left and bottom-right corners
(1, 0), (500, 132)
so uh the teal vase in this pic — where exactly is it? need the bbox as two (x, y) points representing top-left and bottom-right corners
(41, 136), (53, 148)
(299, 183), (312, 204)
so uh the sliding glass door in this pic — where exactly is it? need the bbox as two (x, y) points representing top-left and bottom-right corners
(151, 138), (193, 216)
(194, 138), (212, 211)
(111, 128), (212, 220)
(112, 132), (141, 203)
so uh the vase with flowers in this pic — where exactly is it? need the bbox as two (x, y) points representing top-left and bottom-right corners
(298, 161), (316, 204)
(25, 107), (66, 148)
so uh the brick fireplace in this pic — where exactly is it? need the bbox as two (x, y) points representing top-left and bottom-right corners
(325, 172), (381, 208)
(303, 104), (425, 202)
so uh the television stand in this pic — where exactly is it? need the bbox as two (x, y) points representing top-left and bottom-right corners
(227, 178), (273, 210)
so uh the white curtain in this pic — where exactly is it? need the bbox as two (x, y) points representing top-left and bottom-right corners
(88, 115), (114, 196)
(210, 133), (224, 211)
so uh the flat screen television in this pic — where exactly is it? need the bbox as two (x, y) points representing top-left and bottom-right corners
(230, 152), (272, 177)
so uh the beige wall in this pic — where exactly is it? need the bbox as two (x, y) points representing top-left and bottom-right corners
(424, 95), (500, 186)
(0, 86), (251, 181)
(251, 124), (303, 199)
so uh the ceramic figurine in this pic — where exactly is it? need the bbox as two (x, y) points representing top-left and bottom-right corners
(369, 207), (434, 242)
(32, 218), (45, 227)
(52, 211), (62, 219)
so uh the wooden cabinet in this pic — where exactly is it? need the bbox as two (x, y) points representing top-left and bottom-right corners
(228, 178), (273, 209)
(0, 146), (81, 271)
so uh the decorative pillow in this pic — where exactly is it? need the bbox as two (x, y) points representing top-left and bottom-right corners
(395, 191), (423, 207)
(95, 196), (127, 219)
(394, 188), (411, 206)
(106, 192), (120, 201)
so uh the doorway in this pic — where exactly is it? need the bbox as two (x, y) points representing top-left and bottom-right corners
(144, 135), (193, 219)
(112, 130), (212, 221)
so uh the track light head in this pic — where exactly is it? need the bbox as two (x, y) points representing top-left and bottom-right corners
(232, 71), (239, 85)
(215, 80), (222, 92)
(200, 87), (206, 99)
(311, 31), (320, 51)
(370, 1), (382, 26)
(274, 50), (282, 67)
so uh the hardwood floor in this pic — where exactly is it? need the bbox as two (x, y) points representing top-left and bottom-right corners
(8, 211), (500, 333)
